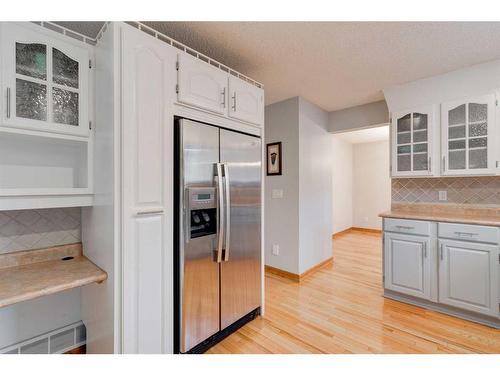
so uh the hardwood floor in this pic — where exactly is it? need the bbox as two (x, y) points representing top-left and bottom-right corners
(207, 231), (500, 354)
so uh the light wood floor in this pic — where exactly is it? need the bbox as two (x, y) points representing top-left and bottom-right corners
(207, 231), (500, 354)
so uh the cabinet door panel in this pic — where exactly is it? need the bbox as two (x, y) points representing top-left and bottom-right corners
(121, 26), (175, 353)
(1, 23), (89, 137)
(228, 76), (264, 126)
(391, 106), (437, 177)
(441, 94), (496, 176)
(384, 233), (431, 300)
(438, 240), (498, 317)
(177, 53), (227, 115)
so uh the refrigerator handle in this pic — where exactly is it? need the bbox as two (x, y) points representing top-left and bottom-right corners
(215, 163), (225, 263)
(223, 163), (231, 261)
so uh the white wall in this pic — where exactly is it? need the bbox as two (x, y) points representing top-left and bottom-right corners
(331, 136), (353, 234)
(384, 58), (500, 112)
(298, 98), (333, 274)
(352, 140), (391, 230)
(264, 97), (300, 274)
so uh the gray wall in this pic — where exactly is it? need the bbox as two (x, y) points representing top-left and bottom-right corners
(264, 97), (333, 275)
(264, 97), (300, 274)
(328, 100), (389, 133)
(298, 98), (333, 273)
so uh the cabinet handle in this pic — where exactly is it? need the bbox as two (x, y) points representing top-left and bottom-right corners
(440, 243), (444, 261)
(428, 157), (431, 173)
(232, 93), (236, 111)
(442, 156), (446, 172)
(135, 208), (164, 216)
(423, 242), (427, 258)
(6, 87), (10, 119)
(453, 231), (478, 237)
(395, 225), (414, 230)
(221, 88), (226, 107)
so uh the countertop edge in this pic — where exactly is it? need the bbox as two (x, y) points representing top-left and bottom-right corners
(379, 211), (500, 227)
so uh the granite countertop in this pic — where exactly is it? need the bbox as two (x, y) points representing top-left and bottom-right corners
(379, 203), (500, 227)
(0, 243), (107, 308)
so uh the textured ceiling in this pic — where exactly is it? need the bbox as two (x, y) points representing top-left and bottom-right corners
(57, 21), (500, 111)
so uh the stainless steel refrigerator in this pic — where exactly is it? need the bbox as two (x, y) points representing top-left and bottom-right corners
(174, 118), (262, 353)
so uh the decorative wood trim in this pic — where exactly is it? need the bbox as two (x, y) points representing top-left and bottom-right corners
(265, 257), (334, 283)
(333, 227), (382, 239)
(265, 265), (299, 282)
(350, 227), (382, 234)
(332, 228), (352, 238)
(64, 345), (86, 354)
(299, 257), (333, 281)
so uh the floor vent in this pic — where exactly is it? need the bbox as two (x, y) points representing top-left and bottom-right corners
(0, 321), (86, 354)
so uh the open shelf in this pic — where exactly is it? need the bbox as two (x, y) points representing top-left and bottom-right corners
(0, 243), (106, 308)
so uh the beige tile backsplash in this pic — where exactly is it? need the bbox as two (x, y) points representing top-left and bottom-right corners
(0, 208), (81, 254)
(392, 176), (500, 206)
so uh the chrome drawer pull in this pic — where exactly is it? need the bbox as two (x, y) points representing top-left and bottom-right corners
(135, 208), (164, 216)
(453, 231), (478, 237)
(395, 225), (414, 230)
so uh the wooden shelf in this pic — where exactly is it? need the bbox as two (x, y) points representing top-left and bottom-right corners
(0, 243), (107, 308)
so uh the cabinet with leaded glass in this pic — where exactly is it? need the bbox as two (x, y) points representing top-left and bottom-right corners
(391, 106), (438, 177)
(441, 94), (497, 176)
(1, 23), (90, 137)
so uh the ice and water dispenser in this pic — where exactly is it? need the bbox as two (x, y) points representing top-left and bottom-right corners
(186, 187), (217, 239)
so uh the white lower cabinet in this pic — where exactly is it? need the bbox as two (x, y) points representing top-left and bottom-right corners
(384, 218), (500, 323)
(384, 232), (432, 300)
(438, 239), (499, 317)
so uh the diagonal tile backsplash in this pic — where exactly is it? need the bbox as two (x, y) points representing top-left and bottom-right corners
(0, 208), (81, 254)
(392, 176), (500, 206)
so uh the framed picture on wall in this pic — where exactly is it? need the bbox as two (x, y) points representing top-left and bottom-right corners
(266, 142), (282, 176)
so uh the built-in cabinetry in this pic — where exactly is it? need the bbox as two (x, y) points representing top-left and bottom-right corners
(391, 106), (438, 176)
(0, 22), (94, 210)
(121, 25), (175, 354)
(383, 218), (500, 326)
(390, 93), (499, 178)
(81, 22), (264, 354)
(441, 94), (497, 175)
(176, 53), (264, 126)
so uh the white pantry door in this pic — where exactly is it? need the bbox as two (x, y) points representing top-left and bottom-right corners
(121, 25), (175, 354)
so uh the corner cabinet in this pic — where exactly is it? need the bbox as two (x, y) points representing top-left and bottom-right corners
(0, 23), (94, 210)
(391, 106), (438, 177)
(441, 94), (497, 176)
(1, 23), (90, 137)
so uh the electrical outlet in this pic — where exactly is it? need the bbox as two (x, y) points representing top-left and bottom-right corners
(272, 189), (283, 199)
(272, 244), (280, 256)
(438, 190), (447, 201)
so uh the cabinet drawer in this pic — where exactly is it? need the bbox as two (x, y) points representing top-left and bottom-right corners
(384, 218), (431, 236)
(438, 223), (499, 244)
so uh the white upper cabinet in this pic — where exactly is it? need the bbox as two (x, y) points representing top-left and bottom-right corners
(391, 106), (438, 177)
(228, 75), (264, 125)
(441, 93), (497, 176)
(1, 23), (90, 137)
(177, 53), (227, 115)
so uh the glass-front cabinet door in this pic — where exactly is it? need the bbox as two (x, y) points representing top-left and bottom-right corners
(1, 23), (89, 137)
(391, 106), (436, 177)
(441, 94), (496, 175)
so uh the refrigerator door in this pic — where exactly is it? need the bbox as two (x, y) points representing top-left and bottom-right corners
(220, 129), (262, 329)
(179, 119), (220, 352)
